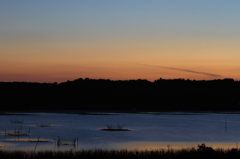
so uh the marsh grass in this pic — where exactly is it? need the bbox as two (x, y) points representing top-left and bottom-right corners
(1, 148), (240, 159)
(100, 124), (131, 131)
(35, 123), (51, 127)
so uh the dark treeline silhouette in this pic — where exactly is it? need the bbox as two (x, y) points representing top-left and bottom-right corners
(1, 78), (240, 111)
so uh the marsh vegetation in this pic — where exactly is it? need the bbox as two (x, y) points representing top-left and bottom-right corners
(100, 124), (131, 131)
(35, 123), (51, 127)
(0, 145), (240, 159)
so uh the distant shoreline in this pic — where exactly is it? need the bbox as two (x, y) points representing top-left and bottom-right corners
(1, 109), (240, 115)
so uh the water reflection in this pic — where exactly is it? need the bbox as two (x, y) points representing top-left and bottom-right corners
(112, 142), (239, 150)
(0, 142), (11, 148)
(1, 141), (239, 151)
(1, 113), (240, 151)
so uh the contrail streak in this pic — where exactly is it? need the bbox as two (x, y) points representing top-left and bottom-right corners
(126, 62), (222, 78)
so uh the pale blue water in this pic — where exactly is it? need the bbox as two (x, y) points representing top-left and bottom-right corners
(0, 112), (240, 151)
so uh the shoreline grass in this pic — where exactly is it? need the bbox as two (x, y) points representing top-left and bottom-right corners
(1, 147), (240, 159)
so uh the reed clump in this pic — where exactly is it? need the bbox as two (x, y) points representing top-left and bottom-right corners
(1, 147), (240, 159)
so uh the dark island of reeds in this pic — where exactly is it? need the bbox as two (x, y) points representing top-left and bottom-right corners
(1, 146), (240, 159)
(100, 128), (130, 131)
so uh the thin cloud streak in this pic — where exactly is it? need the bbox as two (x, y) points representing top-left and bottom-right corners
(126, 62), (223, 78)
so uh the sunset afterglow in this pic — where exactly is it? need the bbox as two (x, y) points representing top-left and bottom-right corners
(1, 1), (240, 83)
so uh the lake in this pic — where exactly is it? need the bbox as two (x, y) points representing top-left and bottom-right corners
(1, 111), (240, 151)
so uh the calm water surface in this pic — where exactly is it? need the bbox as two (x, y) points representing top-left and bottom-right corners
(1, 112), (240, 151)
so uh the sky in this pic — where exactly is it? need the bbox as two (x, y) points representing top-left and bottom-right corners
(1, 0), (240, 83)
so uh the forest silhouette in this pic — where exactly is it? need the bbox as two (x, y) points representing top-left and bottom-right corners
(1, 78), (240, 111)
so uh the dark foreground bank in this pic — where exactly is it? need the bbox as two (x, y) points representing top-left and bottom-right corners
(1, 147), (240, 159)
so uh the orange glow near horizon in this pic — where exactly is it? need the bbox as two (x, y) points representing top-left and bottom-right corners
(1, 35), (240, 83)
(1, 36), (240, 83)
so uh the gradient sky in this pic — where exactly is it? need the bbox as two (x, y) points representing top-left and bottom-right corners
(1, 0), (240, 83)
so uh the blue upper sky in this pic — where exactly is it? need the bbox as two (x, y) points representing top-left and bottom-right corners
(1, 0), (240, 40)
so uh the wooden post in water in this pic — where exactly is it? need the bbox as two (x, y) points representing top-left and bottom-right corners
(17, 129), (19, 141)
(77, 137), (78, 151)
(33, 136), (40, 153)
(225, 117), (227, 130)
